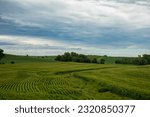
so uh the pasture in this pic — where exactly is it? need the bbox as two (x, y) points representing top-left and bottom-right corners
(0, 62), (150, 100)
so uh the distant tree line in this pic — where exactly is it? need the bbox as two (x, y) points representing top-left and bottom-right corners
(115, 54), (150, 65)
(55, 52), (105, 64)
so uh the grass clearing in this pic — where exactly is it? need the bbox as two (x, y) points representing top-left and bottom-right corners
(0, 62), (150, 100)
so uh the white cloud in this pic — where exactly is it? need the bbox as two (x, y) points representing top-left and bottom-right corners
(0, 35), (84, 55)
(1, 0), (150, 29)
(0, 35), (63, 46)
(0, 0), (150, 56)
(0, 35), (149, 56)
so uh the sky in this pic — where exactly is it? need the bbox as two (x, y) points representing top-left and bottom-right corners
(0, 0), (150, 56)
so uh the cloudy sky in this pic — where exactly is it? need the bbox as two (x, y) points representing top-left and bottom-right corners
(0, 0), (150, 56)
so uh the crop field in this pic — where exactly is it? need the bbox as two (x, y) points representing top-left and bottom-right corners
(0, 62), (150, 100)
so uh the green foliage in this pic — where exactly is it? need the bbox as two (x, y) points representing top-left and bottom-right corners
(91, 58), (97, 63)
(0, 49), (4, 60)
(10, 61), (15, 64)
(55, 52), (92, 63)
(115, 58), (133, 64)
(115, 54), (150, 65)
(100, 59), (105, 64)
(132, 58), (147, 65)
(143, 54), (150, 64)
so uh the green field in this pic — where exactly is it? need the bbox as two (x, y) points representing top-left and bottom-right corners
(0, 54), (55, 63)
(0, 54), (130, 64)
(0, 55), (150, 100)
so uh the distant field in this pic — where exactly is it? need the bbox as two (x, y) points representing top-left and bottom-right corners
(0, 62), (150, 100)
(1, 54), (134, 64)
(0, 54), (55, 63)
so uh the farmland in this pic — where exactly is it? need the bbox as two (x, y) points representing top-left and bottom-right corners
(0, 57), (150, 100)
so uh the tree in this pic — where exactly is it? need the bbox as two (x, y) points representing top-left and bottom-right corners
(143, 54), (150, 64)
(55, 55), (61, 61)
(0, 49), (4, 61)
(55, 52), (91, 63)
(100, 59), (105, 64)
(64, 52), (72, 61)
(71, 52), (78, 57)
(11, 61), (15, 64)
(84, 58), (91, 63)
(133, 58), (147, 65)
(115, 54), (150, 65)
(92, 58), (97, 63)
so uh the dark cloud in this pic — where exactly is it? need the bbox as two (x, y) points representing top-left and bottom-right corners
(0, 0), (150, 56)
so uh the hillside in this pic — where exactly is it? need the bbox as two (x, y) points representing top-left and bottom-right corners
(0, 54), (136, 64)
(0, 54), (55, 63)
(0, 54), (138, 65)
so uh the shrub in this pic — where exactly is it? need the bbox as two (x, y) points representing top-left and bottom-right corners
(100, 59), (105, 64)
(11, 61), (15, 64)
(92, 58), (98, 63)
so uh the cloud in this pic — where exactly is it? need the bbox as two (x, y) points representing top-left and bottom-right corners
(0, 0), (150, 56)
(0, 41), (16, 46)
(0, 35), (83, 55)
(1, 0), (150, 28)
(0, 35), (149, 56)
(0, 35), (82, 48)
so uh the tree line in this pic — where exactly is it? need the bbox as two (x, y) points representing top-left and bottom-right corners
(1, 48), (149, 65)
(55, 52), (105, 64)
(115, 54), (150, 65)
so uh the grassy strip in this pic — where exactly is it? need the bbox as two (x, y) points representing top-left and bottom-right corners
(55, 67), (116, 75)
(75, 74), (150, 100)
